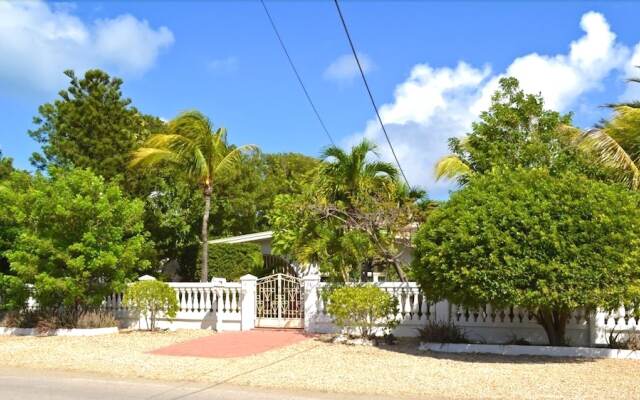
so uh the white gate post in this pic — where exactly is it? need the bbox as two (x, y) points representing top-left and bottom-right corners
(303, 274), (321, 333)
(240, 274), (257, 331)
(434, 299), (450, 324)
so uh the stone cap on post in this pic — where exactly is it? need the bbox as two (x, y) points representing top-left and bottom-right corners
(138, 275), (156, 281)
(240, 274), (257, 282)
(302, 274), (321, 282)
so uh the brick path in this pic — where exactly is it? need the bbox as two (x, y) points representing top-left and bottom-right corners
(150, 329), (311, 358)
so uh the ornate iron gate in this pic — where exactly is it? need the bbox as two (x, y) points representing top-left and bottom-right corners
(256, 273), (303, 328)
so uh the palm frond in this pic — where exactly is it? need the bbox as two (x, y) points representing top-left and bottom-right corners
(434, 154), (472, 181)
(364, 161), (398, 180)
(129, 148), (180, 169)
(578, 128), (640, 190)
(321, 146), (348, 163)
(213, 144), (259, 178)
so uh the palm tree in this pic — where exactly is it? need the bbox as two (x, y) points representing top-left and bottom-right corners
(321, 139), (398, 203)
(130, 111), (258, 282)
(575, 70), (640, 190)
(577, 114), (640, 190)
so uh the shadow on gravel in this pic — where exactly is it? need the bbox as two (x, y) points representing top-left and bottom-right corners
(362, 338), (596, 365)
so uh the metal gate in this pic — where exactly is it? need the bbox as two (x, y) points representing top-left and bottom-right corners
(255, 273), (303, 328)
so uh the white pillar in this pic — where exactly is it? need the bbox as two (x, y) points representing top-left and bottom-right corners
(434, 299), (450, 324)
(240, 274), (257, 331)
(303, 274), (321, 333)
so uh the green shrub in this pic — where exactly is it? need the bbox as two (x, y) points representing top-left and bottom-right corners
(204, 243), (264, 281)
(326, 285), (399, 338)
(0, 275), (29, 311)
(124, 280), (178, 331)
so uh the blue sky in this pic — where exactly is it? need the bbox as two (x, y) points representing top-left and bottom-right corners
(1, 1), (640, 198)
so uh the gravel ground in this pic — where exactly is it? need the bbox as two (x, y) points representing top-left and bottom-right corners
(0, 330), (638, 399)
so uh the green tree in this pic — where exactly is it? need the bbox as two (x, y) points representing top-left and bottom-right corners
(434, 77), (591, 183)
(130, 111), (258, 282)
(0, 150), (14, 181)
(320, 139), (398, 204)
(0, 170), (31, 274)
(413, 168), (640, 346)
(270, 140), (424, 282)
(28, 69), (163, 181)
(5, 168), (152, 317)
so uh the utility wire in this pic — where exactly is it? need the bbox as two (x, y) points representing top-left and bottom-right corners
(333, 0), (411, 187)
(260, 0), (336, 147)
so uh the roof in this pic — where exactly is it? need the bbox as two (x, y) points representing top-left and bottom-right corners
(208, 231), (273, 245)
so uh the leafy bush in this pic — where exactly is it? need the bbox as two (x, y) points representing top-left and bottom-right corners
(4, 168), (152, 314)
(124, 280), (178, 331)
(203, 243), (264, 281)
(0, 275), (29, 311)
(418, 321), (467, 343)
(326, 285), (399, 338)
(413, 168), (640, 346)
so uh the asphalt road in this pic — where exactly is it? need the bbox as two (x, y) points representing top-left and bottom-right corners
(0, 368), (413, 400)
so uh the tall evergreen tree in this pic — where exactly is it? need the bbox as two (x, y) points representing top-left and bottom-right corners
(28, 69), (163, 180)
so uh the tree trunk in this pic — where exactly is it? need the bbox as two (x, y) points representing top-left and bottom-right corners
(536, 309), (569, 346)
(392, 260), (408, 283)
(200, 185), (212, 282)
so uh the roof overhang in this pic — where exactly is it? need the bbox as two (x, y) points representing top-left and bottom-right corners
(208, 231), (274, 245)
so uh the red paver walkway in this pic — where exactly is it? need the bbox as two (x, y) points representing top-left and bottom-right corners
(150, 329), (311, 358)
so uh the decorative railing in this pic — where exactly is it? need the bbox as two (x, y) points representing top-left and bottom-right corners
(103, 281), (244, 330)
(314, 282), (434, 325)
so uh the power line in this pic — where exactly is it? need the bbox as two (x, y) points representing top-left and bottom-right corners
(332, 0), (411, 187)
(260, 0), (336, 147)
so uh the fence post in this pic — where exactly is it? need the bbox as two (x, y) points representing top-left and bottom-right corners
(240, 274), (257, 331)
(303, 274), (321, 333)
(434, 299), (450, 324)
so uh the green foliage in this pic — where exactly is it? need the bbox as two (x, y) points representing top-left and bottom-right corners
(0, 150), (14, 181)
(579, 107), (640, 190)
(4, 168), (152, 313)
(436, 77), (604, 183)
(124, 280), (178, 331)
(326, 285), (399, 338)
(0, 171), (31, 273)
(130, 110), (258, 282)
(28, 69), (162, 180)
(413, 168), (640, 345)
(183, 243), (264, 281)
(270, 140), (425, 282)
(0, 275), (28, 311)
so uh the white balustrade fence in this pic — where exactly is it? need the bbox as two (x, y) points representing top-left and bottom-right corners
(105, 280), (246, 331)
(301, 277), (638, 346)
(5, 274), (637, 346)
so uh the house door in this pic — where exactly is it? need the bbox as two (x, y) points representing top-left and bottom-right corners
(255, 273), (303, 328)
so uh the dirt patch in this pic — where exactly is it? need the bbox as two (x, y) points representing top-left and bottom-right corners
(0, 331), (637, 399)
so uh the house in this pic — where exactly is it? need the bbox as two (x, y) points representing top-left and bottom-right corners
(208, 230), (416, 282)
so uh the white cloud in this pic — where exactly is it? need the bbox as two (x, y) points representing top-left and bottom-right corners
(347, 11), (636, 199)
(207, 56), (239, 72)
(0, 1), (174, 94)
(621, 43), (640, 102)
(323, 53), (374, 83)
